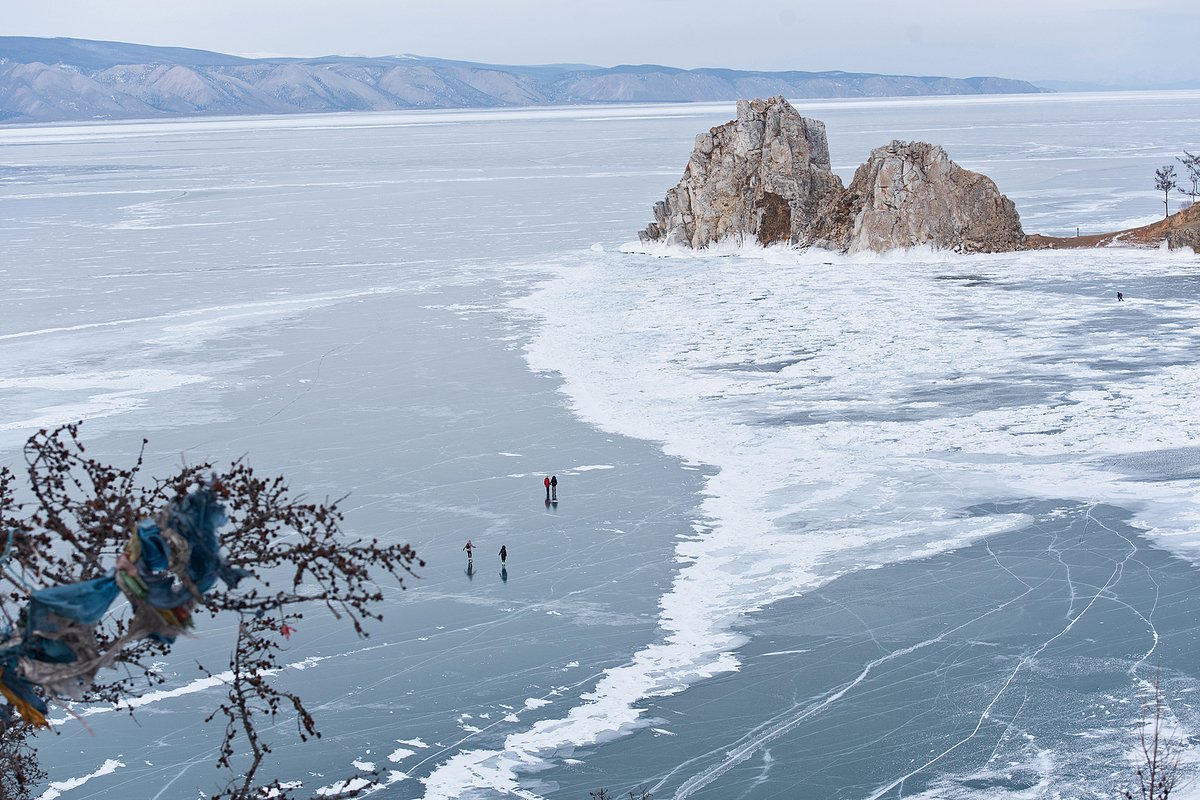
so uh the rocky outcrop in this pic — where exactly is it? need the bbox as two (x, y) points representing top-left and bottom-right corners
(1157, 204), (1200, 251)
(640, 98), (1027, 253)
(1167, 222), (1200, 251)
(639, 96), (846, 248)
(643, 98), (1197, 254)
(842, 140), (1026, 253)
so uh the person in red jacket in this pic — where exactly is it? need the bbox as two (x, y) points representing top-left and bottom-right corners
(544, 476), (551, 500)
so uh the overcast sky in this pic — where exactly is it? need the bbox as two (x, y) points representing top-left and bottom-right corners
(6, 0), (1198, 86)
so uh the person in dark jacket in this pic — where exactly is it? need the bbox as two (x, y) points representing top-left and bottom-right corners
(499, 545), (508, 564)
(550, 475), (558, 501)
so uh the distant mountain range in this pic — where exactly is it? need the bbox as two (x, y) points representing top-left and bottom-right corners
(0, 36), (1047, 124)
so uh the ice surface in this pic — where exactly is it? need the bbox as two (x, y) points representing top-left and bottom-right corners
(3, 91), (1200, 799)
(35, 760), (124, 800)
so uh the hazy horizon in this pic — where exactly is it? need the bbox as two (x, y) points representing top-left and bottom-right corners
(5, 0), (1198, 87)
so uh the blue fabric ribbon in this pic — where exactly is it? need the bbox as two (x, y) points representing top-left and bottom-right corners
(1, 486), (247, 724)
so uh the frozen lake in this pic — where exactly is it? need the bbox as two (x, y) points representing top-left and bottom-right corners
(2, 90), (1200, 799)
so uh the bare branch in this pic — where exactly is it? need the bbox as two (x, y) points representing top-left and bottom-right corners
(0, 424), (420, 798)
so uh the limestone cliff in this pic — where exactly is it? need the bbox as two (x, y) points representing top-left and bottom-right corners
(639, 98), (1027, 254)
(842, 140), (1026, 253)
(639, 96), (846, 248)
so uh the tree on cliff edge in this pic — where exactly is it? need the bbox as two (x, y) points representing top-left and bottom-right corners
(0, 424), (422, 800)
(1155, 165), (1178, 218)
(1177, 152), (1200, 210)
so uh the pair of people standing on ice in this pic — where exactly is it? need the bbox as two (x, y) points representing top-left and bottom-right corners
(543, 475), (558, 501)
(464, 539), (508, 563)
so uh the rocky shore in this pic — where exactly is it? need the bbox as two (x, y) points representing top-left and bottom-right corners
(639, 96), (1198, 254)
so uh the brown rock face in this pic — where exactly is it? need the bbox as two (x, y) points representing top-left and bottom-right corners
(1165, 204), (1200, 250)
(639, 96), (845, 248)
(1026, 202), (1200, 251)
(842, 141), (1026, 253)
(1167, 226), (1200, 250)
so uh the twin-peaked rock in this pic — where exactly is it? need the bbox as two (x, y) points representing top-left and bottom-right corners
(640, 96), (1027, 254)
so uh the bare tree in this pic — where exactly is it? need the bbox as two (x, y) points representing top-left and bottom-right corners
(1156, 165), (1178, 218)
(0, 424), (422, 799)
(1177, 151), (1200, 210)
(0, 718), (45, 800)
(1120, 672), (1188, 800)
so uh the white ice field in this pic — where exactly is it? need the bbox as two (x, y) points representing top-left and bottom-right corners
(2, 91), (1200, 799)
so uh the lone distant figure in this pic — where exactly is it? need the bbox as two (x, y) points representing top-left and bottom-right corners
(499, 545), (508, 564)
(463, 539), (475, 559)
(1117, 291), (1124, 301)
(550, 475), (558, 501)
(544, 476), (551, 501)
